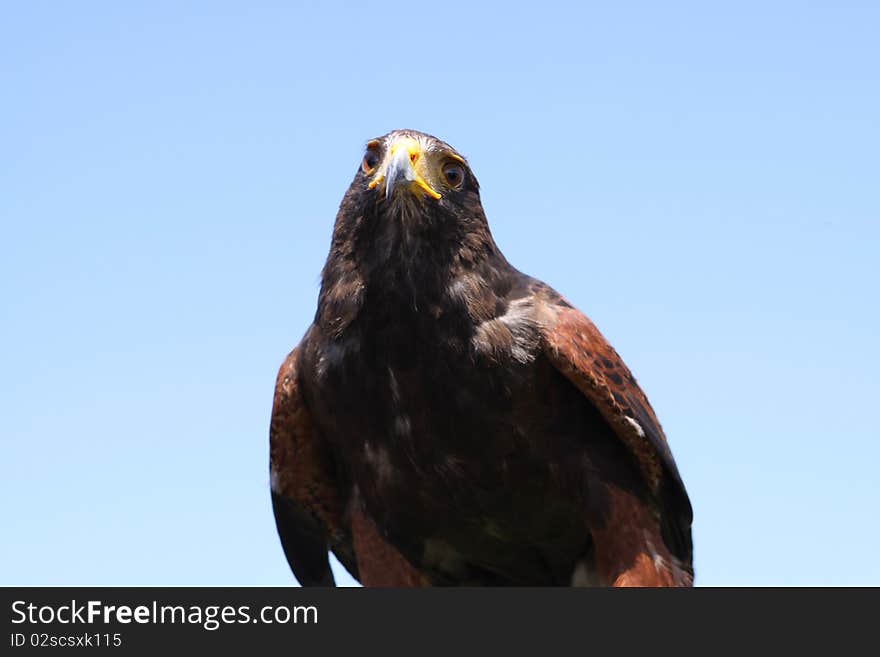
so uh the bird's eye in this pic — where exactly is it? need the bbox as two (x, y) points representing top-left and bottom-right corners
(441, 161), (464, 189)
(362, 149), (381, 174)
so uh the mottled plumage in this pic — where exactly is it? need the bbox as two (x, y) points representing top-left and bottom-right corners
(270, 129), (693, 586)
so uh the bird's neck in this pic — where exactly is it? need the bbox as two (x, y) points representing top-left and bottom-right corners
(315, 213), (510, 337)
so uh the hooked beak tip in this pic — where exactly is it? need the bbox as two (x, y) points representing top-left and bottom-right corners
(385, 148), (415, 200)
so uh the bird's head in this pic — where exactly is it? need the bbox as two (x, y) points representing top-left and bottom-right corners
(345, 129), (482, 226)
(362, 129), (472, 201)
(323, 129), (500, 299)
(319, 130), (504, 327)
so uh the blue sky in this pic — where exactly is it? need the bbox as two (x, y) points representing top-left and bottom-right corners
(2, 2), (878, 586)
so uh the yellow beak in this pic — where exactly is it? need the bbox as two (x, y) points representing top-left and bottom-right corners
(368, 138), (442, 200)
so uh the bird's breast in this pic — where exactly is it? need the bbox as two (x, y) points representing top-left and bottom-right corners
(308, 317), (583, 506)
(302, 312), (605, 583)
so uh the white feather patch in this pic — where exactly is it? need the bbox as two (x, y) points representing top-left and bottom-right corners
(624, 416), (646, 438)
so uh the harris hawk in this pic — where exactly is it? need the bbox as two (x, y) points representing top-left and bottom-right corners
(270, 129), (693, 586)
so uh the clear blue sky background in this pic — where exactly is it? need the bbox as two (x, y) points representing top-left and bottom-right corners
(2, 2), (878, 586)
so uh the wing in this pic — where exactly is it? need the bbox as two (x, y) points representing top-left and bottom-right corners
(269, 344), (357, 585)
(534, 285), (694, 573)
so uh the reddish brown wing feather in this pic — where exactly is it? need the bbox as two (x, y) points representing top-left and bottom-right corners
(271, 346), (421, 586)
(541, 301), (677, 494)
(270, 346), (351, 585)
(591, 485), (691, 586)
(350, 506), (430, 587)
(538, 292), (693, 584)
